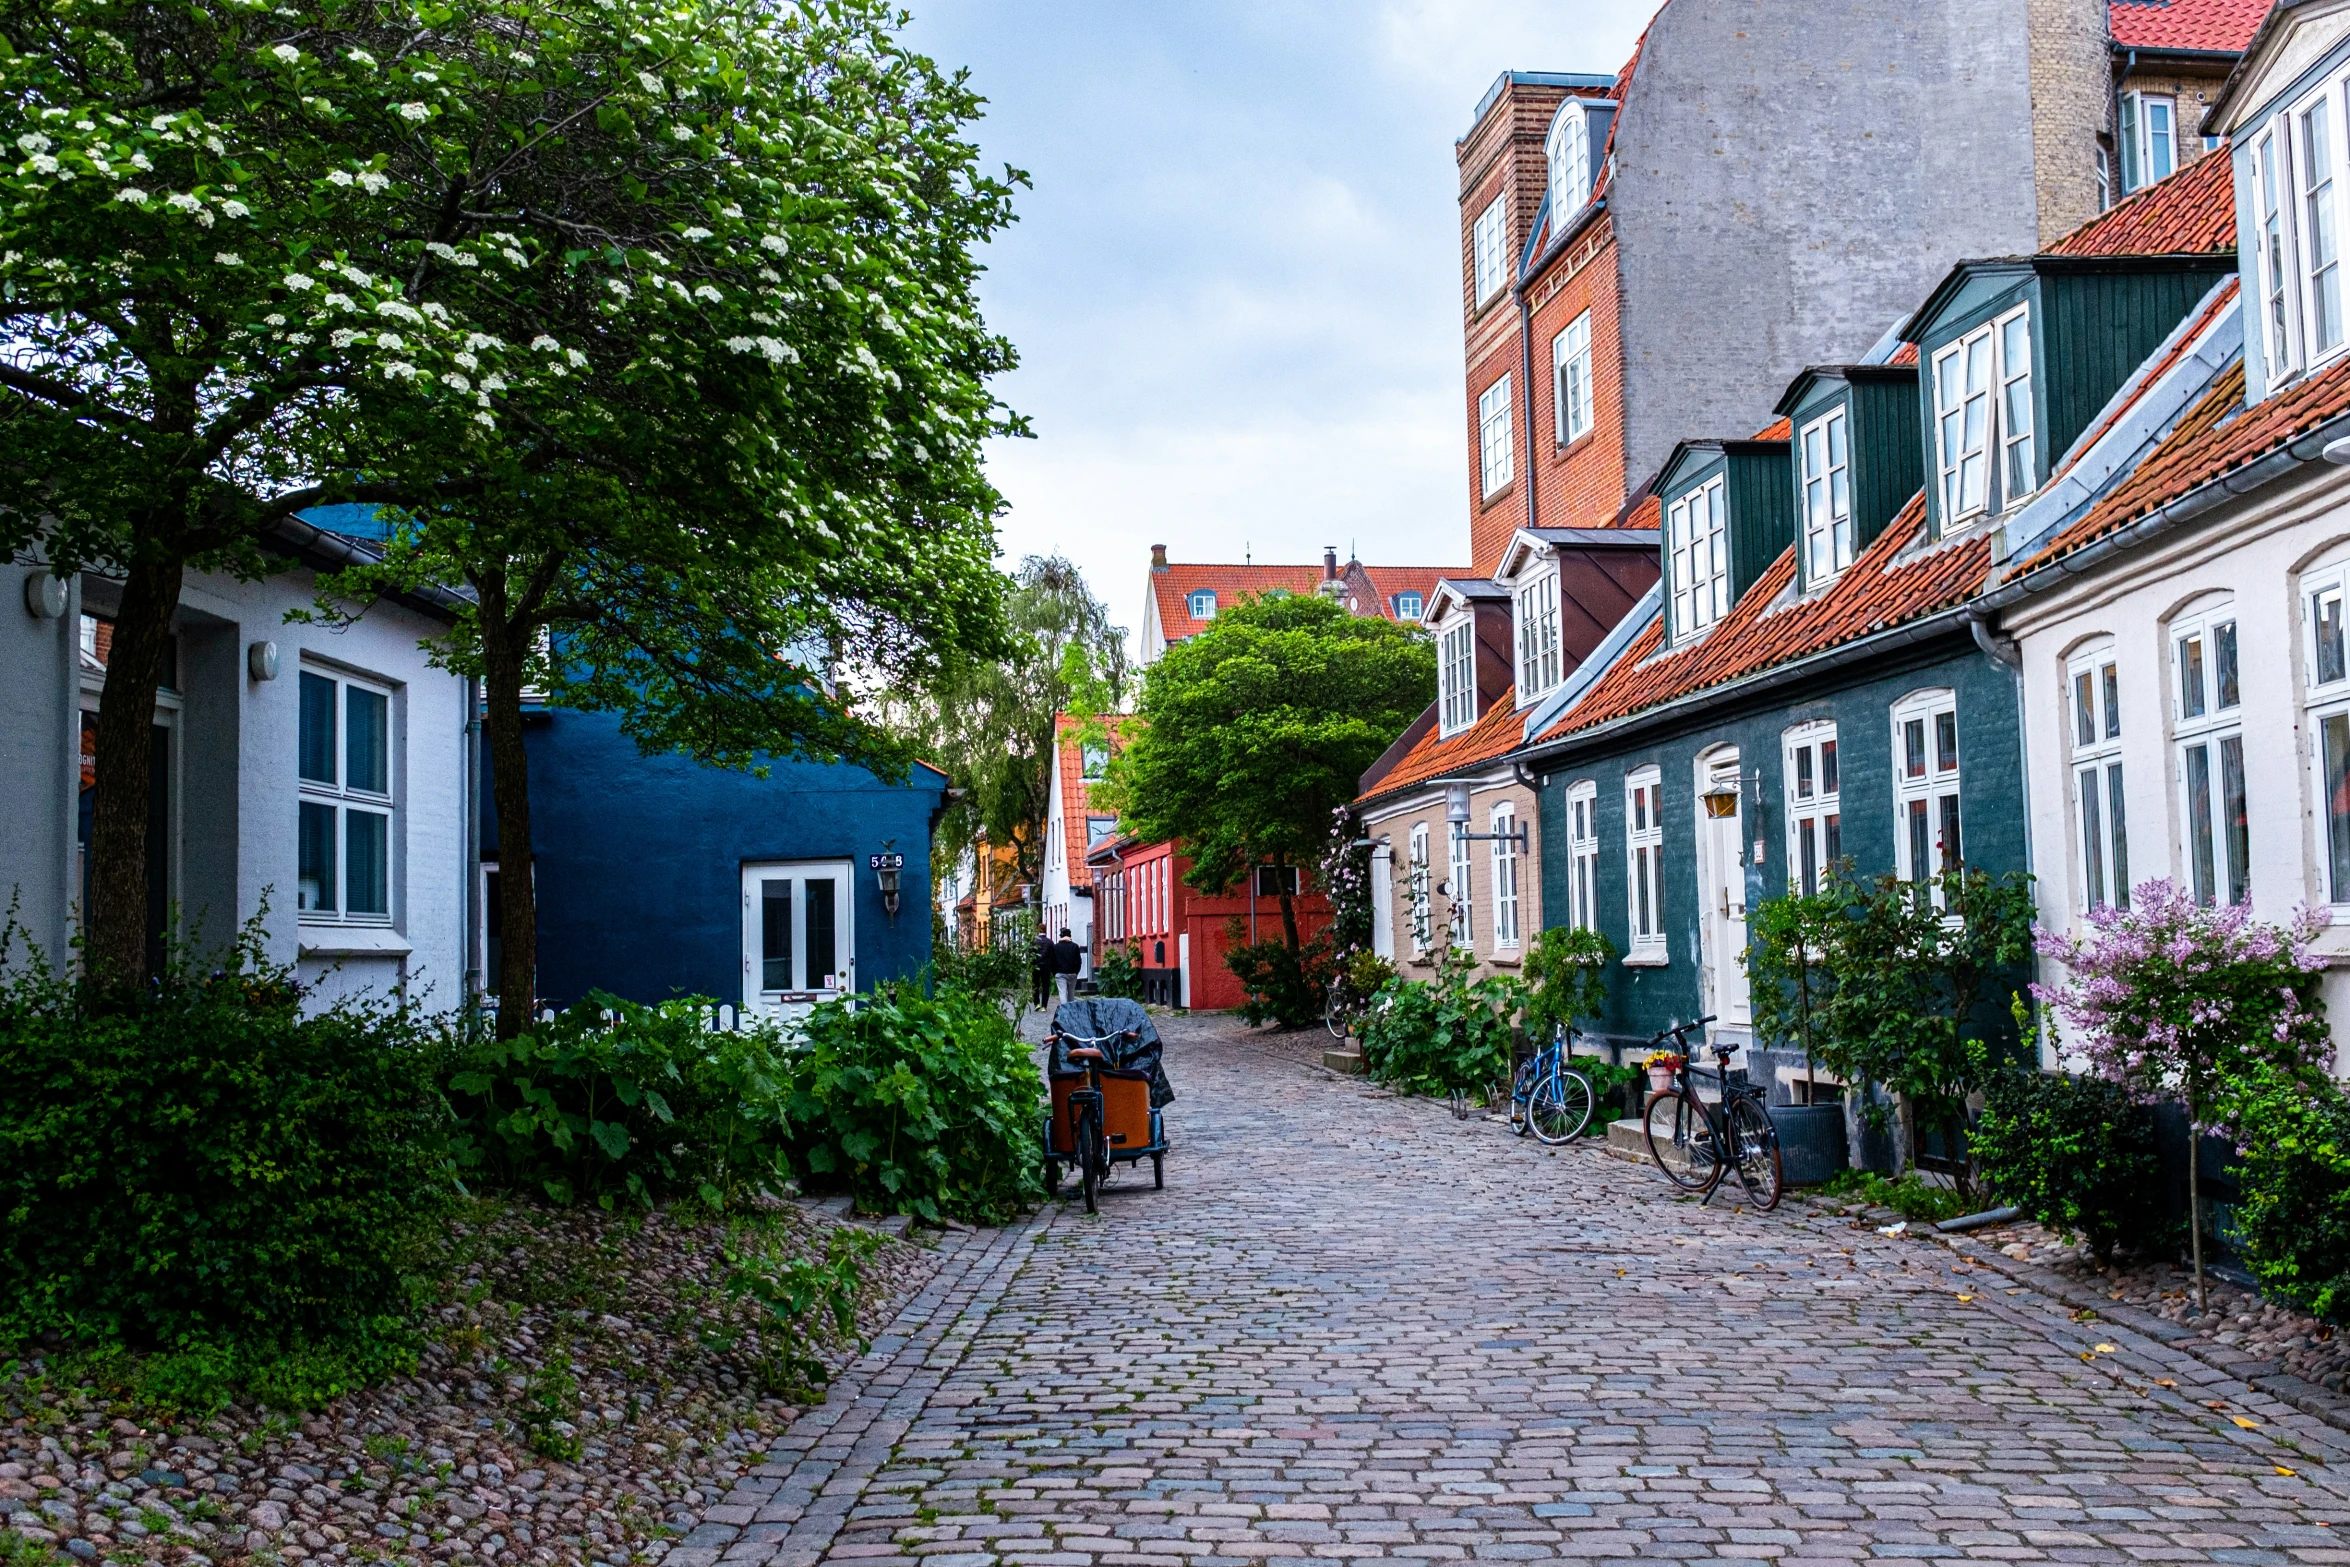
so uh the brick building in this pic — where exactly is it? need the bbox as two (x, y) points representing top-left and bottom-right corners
(1137, 545), (1462, 664)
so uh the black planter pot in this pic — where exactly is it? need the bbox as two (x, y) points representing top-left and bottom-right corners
(1770, 1104), (1850, 1186)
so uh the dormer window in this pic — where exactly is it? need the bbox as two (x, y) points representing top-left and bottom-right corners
(1188, 589), (1217, 620)
(1798, 406), (1852, 585)
(1666, 476), (1728, 642)
(2302, 94), (2343, 358)
(1393, 591), (1423, 620)
(1547, 101), (1590, 210)
(1081, 741), (1109, 781)
(1515, 571), (1561, 700)
(1931, 304), (2032, 526)
(1438, 618), (1476, 735)
(1471, 194), (1506, 305)
(2119, 91), (2176, 194)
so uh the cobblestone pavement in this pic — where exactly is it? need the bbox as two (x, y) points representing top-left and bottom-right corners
(677, 1011), (2350, 1566)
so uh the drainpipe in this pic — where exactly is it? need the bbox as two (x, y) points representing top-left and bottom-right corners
(463, 675), (481, 1013)
(1518, 286), (1540, 533)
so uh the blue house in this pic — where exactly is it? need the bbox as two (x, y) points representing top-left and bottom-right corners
(490, 707), (948, 1017)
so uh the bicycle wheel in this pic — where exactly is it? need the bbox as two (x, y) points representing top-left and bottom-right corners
(1527, 1067), (1595, 1145)
(1726, 1097), (1783, 1210)
(1076, 1100), (1104, 1213)
(1325, 979), (1348, 1040)
(1643, 1089), (1718, 1190)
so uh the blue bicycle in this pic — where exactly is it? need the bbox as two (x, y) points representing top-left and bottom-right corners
(1509, 1026), (1596, 1144)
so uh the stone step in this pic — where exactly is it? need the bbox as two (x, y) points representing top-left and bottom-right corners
(1321, 1048), (1366, 1074)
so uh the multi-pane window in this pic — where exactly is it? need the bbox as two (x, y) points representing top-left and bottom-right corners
(1478, 373), (1514, 497)
(1892, 690), (1963, 887)
(1188, 589), (1216, 620)
(1566, 781), (1599, 933)
(1798, 407), (1852, 586)
(297, 667), (394, 923)
(1081, 741), (1109, 780)
(2251, 96), (2350, 384)
(1932, 305), (2033, 526)
(1782, 722), (1841, 897)
(1516, 571), (1561, 699)
(1547, 101), (1590, 208)
(1471, 194), (1506, 305)
(2307, 94), (2344, 358)
(1667, 475), (1728, 642)
(2260, 129), (2297, 376)
(2120, 92), (2175, 194)
(1489, 803), (1520, 950)
(1554, 311), (1594, 445)
(1625, 767), (1665, 957)
(1447, 820), (1473, 948)
(2174, 605), (2247, 907)
(1393, 592), (1423, 620)
(2068, 650), (2129, 912)
(1408, 822), (1432, 954)
(2308, 564), (2350, 906)
(1439, 619), (1477, 734)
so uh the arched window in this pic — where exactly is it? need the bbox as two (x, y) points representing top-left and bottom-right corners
(1547, 102), (1591, 209)
(1188, 589), (1217, 620)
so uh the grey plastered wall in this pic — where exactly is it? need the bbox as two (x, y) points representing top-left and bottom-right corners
(0, 561), (84, 959)
(1609, 0), (2051, 493)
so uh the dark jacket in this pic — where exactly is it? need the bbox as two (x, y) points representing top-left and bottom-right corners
(1030, 935), (1055, 975)
(1052, 938), (1084, 975)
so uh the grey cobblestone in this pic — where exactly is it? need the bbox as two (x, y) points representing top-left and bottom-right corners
(683, 1013), (2350, 1565)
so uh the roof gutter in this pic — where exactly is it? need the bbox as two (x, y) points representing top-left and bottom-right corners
(266, 513), (473, 621)
(1973, 407), (2350, 620)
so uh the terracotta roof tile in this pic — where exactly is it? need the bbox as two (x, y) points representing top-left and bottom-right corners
(1052, 713), (1131, 890)
(2108, 0), (2266, 54)
(1889, 341), (1920, 368)
(1361, 686), (1526, 803)
(2047, 143), (2237, 256)
(1355, 566), (1467, 619)
(1535, 494), (1992, 745)
(1150, 564), (1325, 642)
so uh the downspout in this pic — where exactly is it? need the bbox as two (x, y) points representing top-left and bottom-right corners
(1518, 285), (1539, 532)
(464, 676), (481, 1014)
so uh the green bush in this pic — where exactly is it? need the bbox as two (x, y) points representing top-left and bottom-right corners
(0, 932), (446, 1365)
(1520, 925), (1614, 1043)
(2227, 1070), (2350, 1320)
(785, 983), (1040, 1224)
(1820, 1169), (1972, 1225)
(1223, 922), (1336, 1029)
(1357, 950), (1521, 1097)
(445, 993), (794, 1210)
(928, 924), (1031, 1015)
(1094, 941), (1146, 1000)
(1971, 1068), (2166, 1260)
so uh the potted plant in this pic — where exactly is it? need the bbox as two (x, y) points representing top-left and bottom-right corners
(1644, 1051), (1682, 1095)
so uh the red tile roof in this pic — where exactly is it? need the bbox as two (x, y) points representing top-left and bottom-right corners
(1533, 494), (1991, 745)
(2047, 140), (2237, 256)
(1150, 564), (1326, 643)
(2108, 0), (2266, 54)
(1355, 565), (1467, 620)
(1360, 685), (1525, 803)
(1053, 713), (1130, 890)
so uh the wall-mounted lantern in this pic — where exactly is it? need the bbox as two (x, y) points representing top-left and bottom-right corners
(22, 571), (66, 620)
(1443, 779), (1528, 851)
(248, 640), (281, 681)
(1700, 783), (1740, 819)
(868, 849), (905, 918)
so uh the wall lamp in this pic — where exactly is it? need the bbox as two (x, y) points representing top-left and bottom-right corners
(869, 849), (905, 918)
(1444, 781), (1528, 851)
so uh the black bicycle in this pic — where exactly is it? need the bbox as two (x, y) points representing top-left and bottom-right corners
(1640, 1016), (1782, 1210)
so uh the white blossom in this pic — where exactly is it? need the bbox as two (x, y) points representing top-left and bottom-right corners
(721, 204), (743, 218)
(150, 116), (174, 131)
(758, 267), (780, 284)
(725, 336), (757, 354)
(271, 44), (300, 63)
(382, 361), (418, 380)
(330, 328), (364, 347)
(215, 252), (242, 266)
(453, 352), (479, 370)
(501, 248), (526, 266)
(327, 169), (353, 186)
(756, 336), (795, 364)
(286, 332), (313, 345)
(426, 242), (457, 259)
(566, 347), (589, 367)
(357, 171), (389, 194)
(694, 284), (722, 302)
(547, 361), (568, 378)
(532, 335), (560, 352)
(323, 293), (356, 312)
(420, 302), (448, 322)
(25, 154), (56, 175)
(450, 251), (479, 268)
(340, 266), (375, 288)
(464, 332), (501, 351)
(128, 152), (150, 170)
(759, 234), (788, 254)
(441, 371), (470, 391)
(604, 278), (631, 299)
(376, 332), (405, 349)
(166, 192), (198, 211)
(480, 373), (506, 392)
(638, 72), (662, 92)
(264, 313), (287, 327)
(411, 70), (438, 84)
(16, 133), (49, 154)
(347, 48), (376, 66)
(115, 187), (149, 205)
(375, 300), (422, 323)
(512, 52), (534, 65)
(220, 200), (249, 218)
(396, 102), (429, 123)
(474, 410), (496, 427)
(671, 124), (694, 141)
(681, 226), (712, 241)
(205, 136), (224, 154)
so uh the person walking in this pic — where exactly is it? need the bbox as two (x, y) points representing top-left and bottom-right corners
(1053, 927), (1084, 1006)
(1031, 928), (1055, 1012)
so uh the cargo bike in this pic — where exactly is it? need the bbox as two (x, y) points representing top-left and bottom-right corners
(1041, 996), (1175, 1213)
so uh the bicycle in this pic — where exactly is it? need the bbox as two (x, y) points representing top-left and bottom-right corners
(1324, 970), (1365, 1040)
(1042, 1024), (1168, 1213)
(1509, 1025), (1596, 1145)
(1640, 1016), (1783, 1209)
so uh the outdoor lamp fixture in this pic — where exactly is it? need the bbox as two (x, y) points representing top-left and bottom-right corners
(868, 849), (905, 918)
(1700, 783), (1741, 819)
(1443, 780), (1529, 851)
(2325, 435), (2350, 465)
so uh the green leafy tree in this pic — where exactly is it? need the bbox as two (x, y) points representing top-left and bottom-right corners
(894, 555), (1127, 893)
(0, 0), (1016, 994)
(1746, 886), (1846, 1105)
(1520, 925), (1615, 1044)
(1101, 591), (1433, 956)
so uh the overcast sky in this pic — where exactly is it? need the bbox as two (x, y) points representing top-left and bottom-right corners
(899, 0), (1658, 641)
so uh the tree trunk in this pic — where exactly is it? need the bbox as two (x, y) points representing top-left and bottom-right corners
(1276, 858), (1300, 954)
(479, 580), (540, 1039)
(85, 553), (185, 990)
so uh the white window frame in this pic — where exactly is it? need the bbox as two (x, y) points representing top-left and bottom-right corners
(1393, 591), (1423, 621)
(1931, 304), (2033, 528)
(742, 859), (854, 1013)
(1891, 688), (1963, 895)
(1408, 822), (1432, 955)
(2258, 126), (2301, 380)
(1471, 193), (1506, 305)
(1515, 569), (1561, 702)
(1081, 741), (1109, 781)
(296, 664), (396, 927)
(1489, 802), (1520, 950)
(2307, 560), (2350, 908)
(1625, 766), (1665, 960)
(1188, 589), (1216, 621)
(1546, 101), (1590, 210)
(1566, 780), (1599, 933)
(1666, 475), (1728, 643)
(2066, 646), (2130, 914)
(1478, 373), (1514, 498)
(1782, 720), (1841, 898)
(1798, 405), (1852, 587)
(2297, 84), (2347, 364)
(2120, 91), (2176, 194)
(1438, 618), (1477, 736)
(1553, 310), (1594, 446)
(2173, 602), (2248, 908)
(1447, 819), (1474, 949)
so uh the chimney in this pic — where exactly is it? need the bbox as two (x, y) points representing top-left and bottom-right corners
(1150, 544), (1168, 572)
(1323, 546), (1339, 581)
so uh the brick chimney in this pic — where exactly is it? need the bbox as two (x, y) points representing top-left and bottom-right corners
(1150, 544), (1168, 572)
(1323, 546), (1338, 580)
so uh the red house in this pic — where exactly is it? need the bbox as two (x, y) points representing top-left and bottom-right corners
(1088, 835), (1333, 1012)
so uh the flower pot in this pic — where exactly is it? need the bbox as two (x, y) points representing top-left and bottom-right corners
(1645, 1063), (1677, 1094)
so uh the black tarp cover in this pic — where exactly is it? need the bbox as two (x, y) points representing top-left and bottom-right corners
(1048, 996), (1176, 1108)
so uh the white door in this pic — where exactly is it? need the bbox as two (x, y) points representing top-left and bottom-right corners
(742, 860), (855, 1018)
(1696, 752), (1753, 1030)
(1370, 846), (1394, 960)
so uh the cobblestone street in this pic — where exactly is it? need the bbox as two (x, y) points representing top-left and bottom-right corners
(680, 1013), (2350, 1566)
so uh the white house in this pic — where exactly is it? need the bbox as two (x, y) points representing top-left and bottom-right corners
(1038, 712), (1125, 974)
(0, 520), (475, 1009)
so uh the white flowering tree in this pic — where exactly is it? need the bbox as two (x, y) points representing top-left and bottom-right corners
(0, 0), (1020, 1000)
